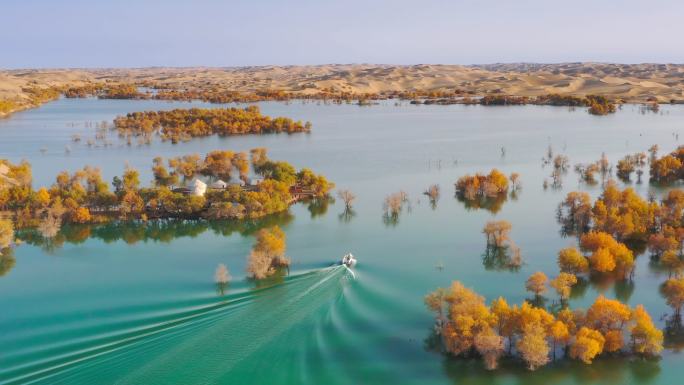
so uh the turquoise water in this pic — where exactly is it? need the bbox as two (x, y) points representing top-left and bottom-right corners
(1, 98), (683, 384)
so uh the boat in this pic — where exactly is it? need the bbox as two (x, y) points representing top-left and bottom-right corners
(341, 253), (357, 267)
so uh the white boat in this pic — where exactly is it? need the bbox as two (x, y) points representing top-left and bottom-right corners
(341, 253), (357, 267)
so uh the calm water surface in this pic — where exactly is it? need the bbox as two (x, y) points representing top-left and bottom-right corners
(0, 98), (683, 384)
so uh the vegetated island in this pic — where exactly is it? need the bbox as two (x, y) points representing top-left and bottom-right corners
(113, 105), (311, 144)
(425, 280), (662, 371)
(0, 148), (333, 240)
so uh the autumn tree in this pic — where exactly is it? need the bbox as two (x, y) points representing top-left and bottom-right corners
(661, 250), (684, 277)
(168, 154), (202, 180)
(662, 278), (684, 316)
(202, 150), (234, 180)
(337, 189), (356, 210)
(247, 226), (289, 279)
(550, 273), (578, 303)
(214, 263), (232, 295)
(557, 247), (589, 274)
(122, 167), (141, 192)
(525, 271), (548, 298)
(250, 147), (269, 173)
(383, 191), (408, 221)
(483, 220), (512, 248)
(152, 156), (178, 187)
(424, 184), (440, 206)
(232, 152), (250, 181)
(549, 320), (570, 360)
(0, 219), (14, 251)
(557, 191), (592, 235)
(570, 327), (605, 364)
(517, 322), (550, 370)
(474, 330), (505, 370)
(630, 305), (664, 356)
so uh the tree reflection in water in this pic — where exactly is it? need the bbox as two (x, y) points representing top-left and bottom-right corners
(17, 212), (294, 253)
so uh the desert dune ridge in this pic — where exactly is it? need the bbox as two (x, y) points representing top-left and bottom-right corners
(1, 63), (683, 116)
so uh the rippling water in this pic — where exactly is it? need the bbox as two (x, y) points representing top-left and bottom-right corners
(1, 99), (683, 384)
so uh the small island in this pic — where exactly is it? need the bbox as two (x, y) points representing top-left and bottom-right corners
(0, 148), (332, 238)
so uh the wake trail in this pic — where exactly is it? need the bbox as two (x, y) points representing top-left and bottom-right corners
(3, 265), (352, 385)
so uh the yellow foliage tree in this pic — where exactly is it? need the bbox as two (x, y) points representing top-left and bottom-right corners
(570, 327), (605, 364)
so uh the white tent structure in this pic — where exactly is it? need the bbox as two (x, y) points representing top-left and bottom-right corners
(210, 180), (228, 189)
(191, 178), (207, 196)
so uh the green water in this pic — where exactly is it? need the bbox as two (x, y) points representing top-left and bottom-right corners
(1, 99), (683, 384)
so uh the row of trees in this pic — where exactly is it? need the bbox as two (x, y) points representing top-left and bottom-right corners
(425, 281), (662, 371)
(113, 106), (311, 144)
(56, 81), (629, 112)
(477, 93), (617, 115)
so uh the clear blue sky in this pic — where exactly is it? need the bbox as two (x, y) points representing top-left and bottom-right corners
(2, 0), (682, 68)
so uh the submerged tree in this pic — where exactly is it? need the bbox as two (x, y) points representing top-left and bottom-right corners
(424, 184), (440, 208)
(482, 220), (521, 271)
(525, 271), (548, 298)
(662, 278), (684, 317)
(550, 272), (578, 304)
(0, 219), (13, 250)
(383, 191), (409, 225)
(483, 220), (512, 248)
(214, 263), (232, 295)
(246, 226), (289, 280)
(337, 189), (356, 210)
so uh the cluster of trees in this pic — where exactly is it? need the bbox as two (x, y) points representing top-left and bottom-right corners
(475, 93), (617, 115)
(650, 146), (684, 183)
(479, 95), (531, 106)
(557, 181), (660, 241)
(557, 182), (684, 275)
(574, 153), (612, 185)
(0, 150), (332, 238)
(555, 180), (684, 341)
(113, 106), (311, 144)
(455, 169), (512, 200)
(425, 281), (663, 371)
(616, 152), (647, 182)
(152, 150), (250, 185)
(63, 83), (107, 98)
(62, 83), (151, 99)
(455, 170), (518, 213)
(586, 95), (617, 115)
(0, 100), (18, 114)
(557, 232), (634, 278)
(535, 94), (587, 107)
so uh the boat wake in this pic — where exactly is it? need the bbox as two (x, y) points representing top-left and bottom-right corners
(0, 265), (354, 385)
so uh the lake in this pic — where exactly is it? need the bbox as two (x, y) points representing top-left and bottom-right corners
(0, 98), (682, 384)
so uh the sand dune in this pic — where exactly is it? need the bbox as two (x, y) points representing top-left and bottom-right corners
(1, 63), (683, 112)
